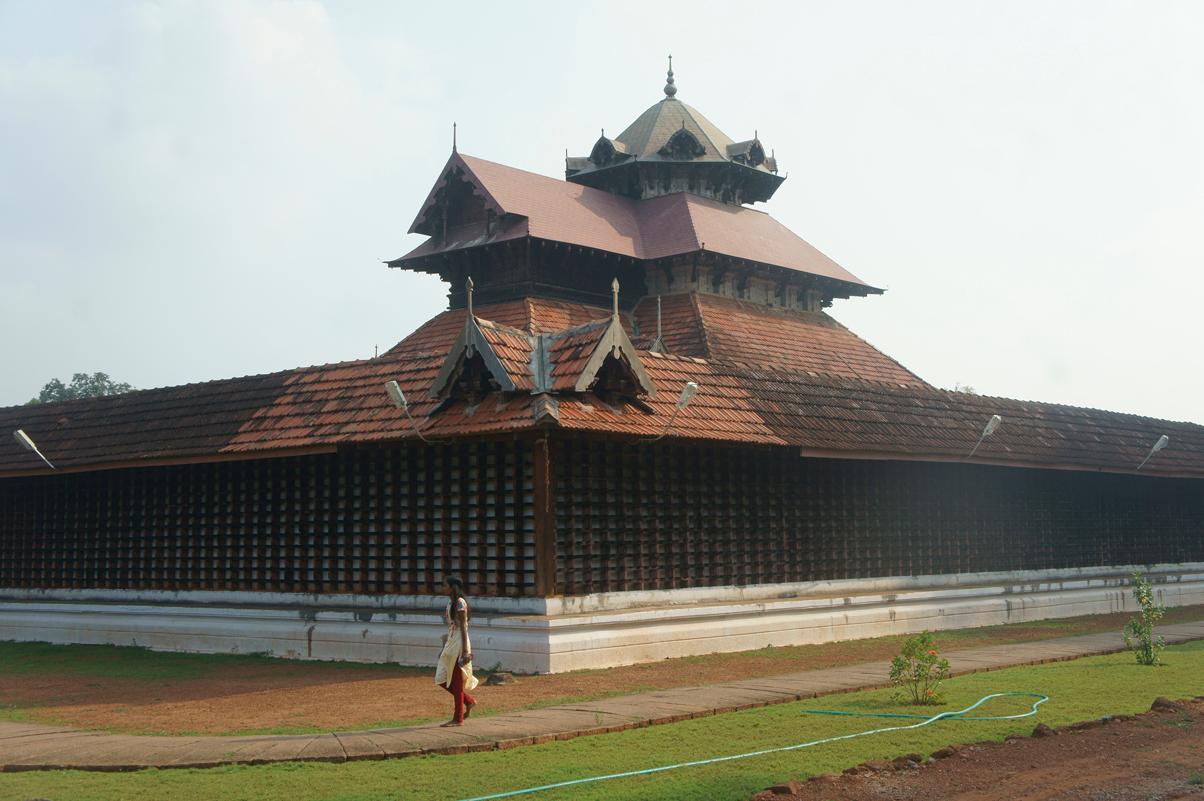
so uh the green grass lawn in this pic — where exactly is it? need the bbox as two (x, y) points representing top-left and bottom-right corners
(3, 640), (1202, 801)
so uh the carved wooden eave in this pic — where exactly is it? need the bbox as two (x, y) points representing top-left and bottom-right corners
(588, 136), (632, 168)
(428, 314), (518, 399)
(658, 127), (707, 160)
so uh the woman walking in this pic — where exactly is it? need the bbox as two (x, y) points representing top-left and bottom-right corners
(436, 576), (479, 726)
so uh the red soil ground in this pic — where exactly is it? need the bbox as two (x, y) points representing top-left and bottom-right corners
(752, 698), (1204, 801)
(5, 607), (1202, 736)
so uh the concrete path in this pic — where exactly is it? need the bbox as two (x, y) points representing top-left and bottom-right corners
(3, 621), (1203, 772)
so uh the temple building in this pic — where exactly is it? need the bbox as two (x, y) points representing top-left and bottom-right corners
(2, 68), (1202, 672)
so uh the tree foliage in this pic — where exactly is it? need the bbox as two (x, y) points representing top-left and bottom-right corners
(28, 373), (134, 405)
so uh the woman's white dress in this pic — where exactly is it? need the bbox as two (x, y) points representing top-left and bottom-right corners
(434, 597), (480, 691)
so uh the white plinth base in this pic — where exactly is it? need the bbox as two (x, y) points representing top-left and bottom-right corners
(2, 564), (1202, 674)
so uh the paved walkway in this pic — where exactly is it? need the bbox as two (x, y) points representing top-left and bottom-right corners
(3, 621), (1203, 772)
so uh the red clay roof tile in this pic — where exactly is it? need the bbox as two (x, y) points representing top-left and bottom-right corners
(632, 293), (924, 387)
(3, 294), (1201, 479)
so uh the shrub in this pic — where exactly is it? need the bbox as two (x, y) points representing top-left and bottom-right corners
(1123, 572), (1166, 666)
(889, 632), (950, 705)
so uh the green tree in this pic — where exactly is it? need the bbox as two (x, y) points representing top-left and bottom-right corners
(28, 372), (134, 404)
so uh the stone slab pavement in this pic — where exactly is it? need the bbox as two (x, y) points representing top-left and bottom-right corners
(2, 620), (1202, 772)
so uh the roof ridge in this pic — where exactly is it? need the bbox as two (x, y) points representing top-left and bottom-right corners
(474, 316), (529, 338)
(819, 311), (928, 388)
(931, 387), (1204, 429)
(523, 297), (537, 333)
(687, 291), (715, 360)
(676, 101), (727, 156)
(677, 193), (704, 255)
(457, 152), (565, 185)
(0, 353), (425, 415)
(546, 316), (613, 340)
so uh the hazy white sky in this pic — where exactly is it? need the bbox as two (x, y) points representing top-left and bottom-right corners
(1, 0), (1201, 423)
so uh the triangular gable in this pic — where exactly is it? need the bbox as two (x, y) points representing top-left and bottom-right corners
(408, 151), (509, 237)
(541, 316), (655, 398)
(574, 316), (656, 396)
(428, 315), (522, 399)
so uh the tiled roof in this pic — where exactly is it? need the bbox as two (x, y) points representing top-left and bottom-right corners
(397, 154), (873, 291)
(476, 319), (536, 392)
(3, 300), (1201, 480)
(0, 355), (434, 474)
(546, 320), (611, 392)
(552, 354), (1204, 477)
(615, 99), (735, 160)
(631, 293), (924, 387)
(388, 297), (613, 357)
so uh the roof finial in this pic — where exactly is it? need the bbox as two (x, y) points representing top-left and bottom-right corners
(466, 275), (474, 316)
(452, 121), (457, 153)
(611, 277), (620, 317)
(664, 54), (677, 98)
(651, 294), (666, 353)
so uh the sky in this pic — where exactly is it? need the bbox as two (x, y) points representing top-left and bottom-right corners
(1, 0), (1201, 423)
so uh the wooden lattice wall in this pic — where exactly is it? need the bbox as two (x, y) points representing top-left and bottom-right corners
(551, 438), (1204, 596)
(4, 435), (1202, 600)
(0, 441), (536, 597)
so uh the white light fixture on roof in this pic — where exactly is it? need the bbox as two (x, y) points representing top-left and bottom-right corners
(386, 380), (408, 410)
(676, 381), (699, 410)
(643, 381), (699, 444)
(1136, 434), (1169, 471)
(384, 380), (438, 444)
(13, 429), (55, 470)
(966, 414), (1002, 459)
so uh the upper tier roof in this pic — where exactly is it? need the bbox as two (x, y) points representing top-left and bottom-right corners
(398, 153), (875, 294)
(613, 98), (736, 163)
(565, 64), (783, 204)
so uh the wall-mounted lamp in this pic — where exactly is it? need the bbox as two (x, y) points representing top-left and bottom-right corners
(966, 414), (1002, 459)
(13, 429), (55, 470)
(385, 380), (438, 444)
(1136, 434), (1169, 470)
(642, 381), (699, 444)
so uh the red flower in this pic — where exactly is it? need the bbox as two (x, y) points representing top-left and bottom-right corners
(926, 649), (937, 656)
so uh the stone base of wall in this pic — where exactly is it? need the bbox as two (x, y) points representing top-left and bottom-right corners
(2, 563), (1202, 674)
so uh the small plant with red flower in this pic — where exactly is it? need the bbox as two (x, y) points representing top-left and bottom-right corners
(888, 631), (950, 705)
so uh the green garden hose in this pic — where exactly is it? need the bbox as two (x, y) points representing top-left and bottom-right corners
(457, 691), (1049, 801)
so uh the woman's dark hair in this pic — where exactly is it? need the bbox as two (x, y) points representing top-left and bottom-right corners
(444, 576), (469, 620)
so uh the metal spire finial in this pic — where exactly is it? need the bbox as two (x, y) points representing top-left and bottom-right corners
(466, 275), (474, 316)
(664, 54), (677, 98)
(452, 122), (457, 153)
(650, 294), (666, 353)
(611, 277), (620, 317)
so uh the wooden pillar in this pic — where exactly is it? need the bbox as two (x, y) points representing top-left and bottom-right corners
(532, 435), (557, 596)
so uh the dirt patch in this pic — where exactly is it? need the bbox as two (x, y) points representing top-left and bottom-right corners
(3, 607), (1202, 736)
(752, 697), (1204, 801)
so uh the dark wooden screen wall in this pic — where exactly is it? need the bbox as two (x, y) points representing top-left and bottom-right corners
(2, 435), (1202, 600)
(0, 441), (537, 597)
(551, 438), (1204, 596)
